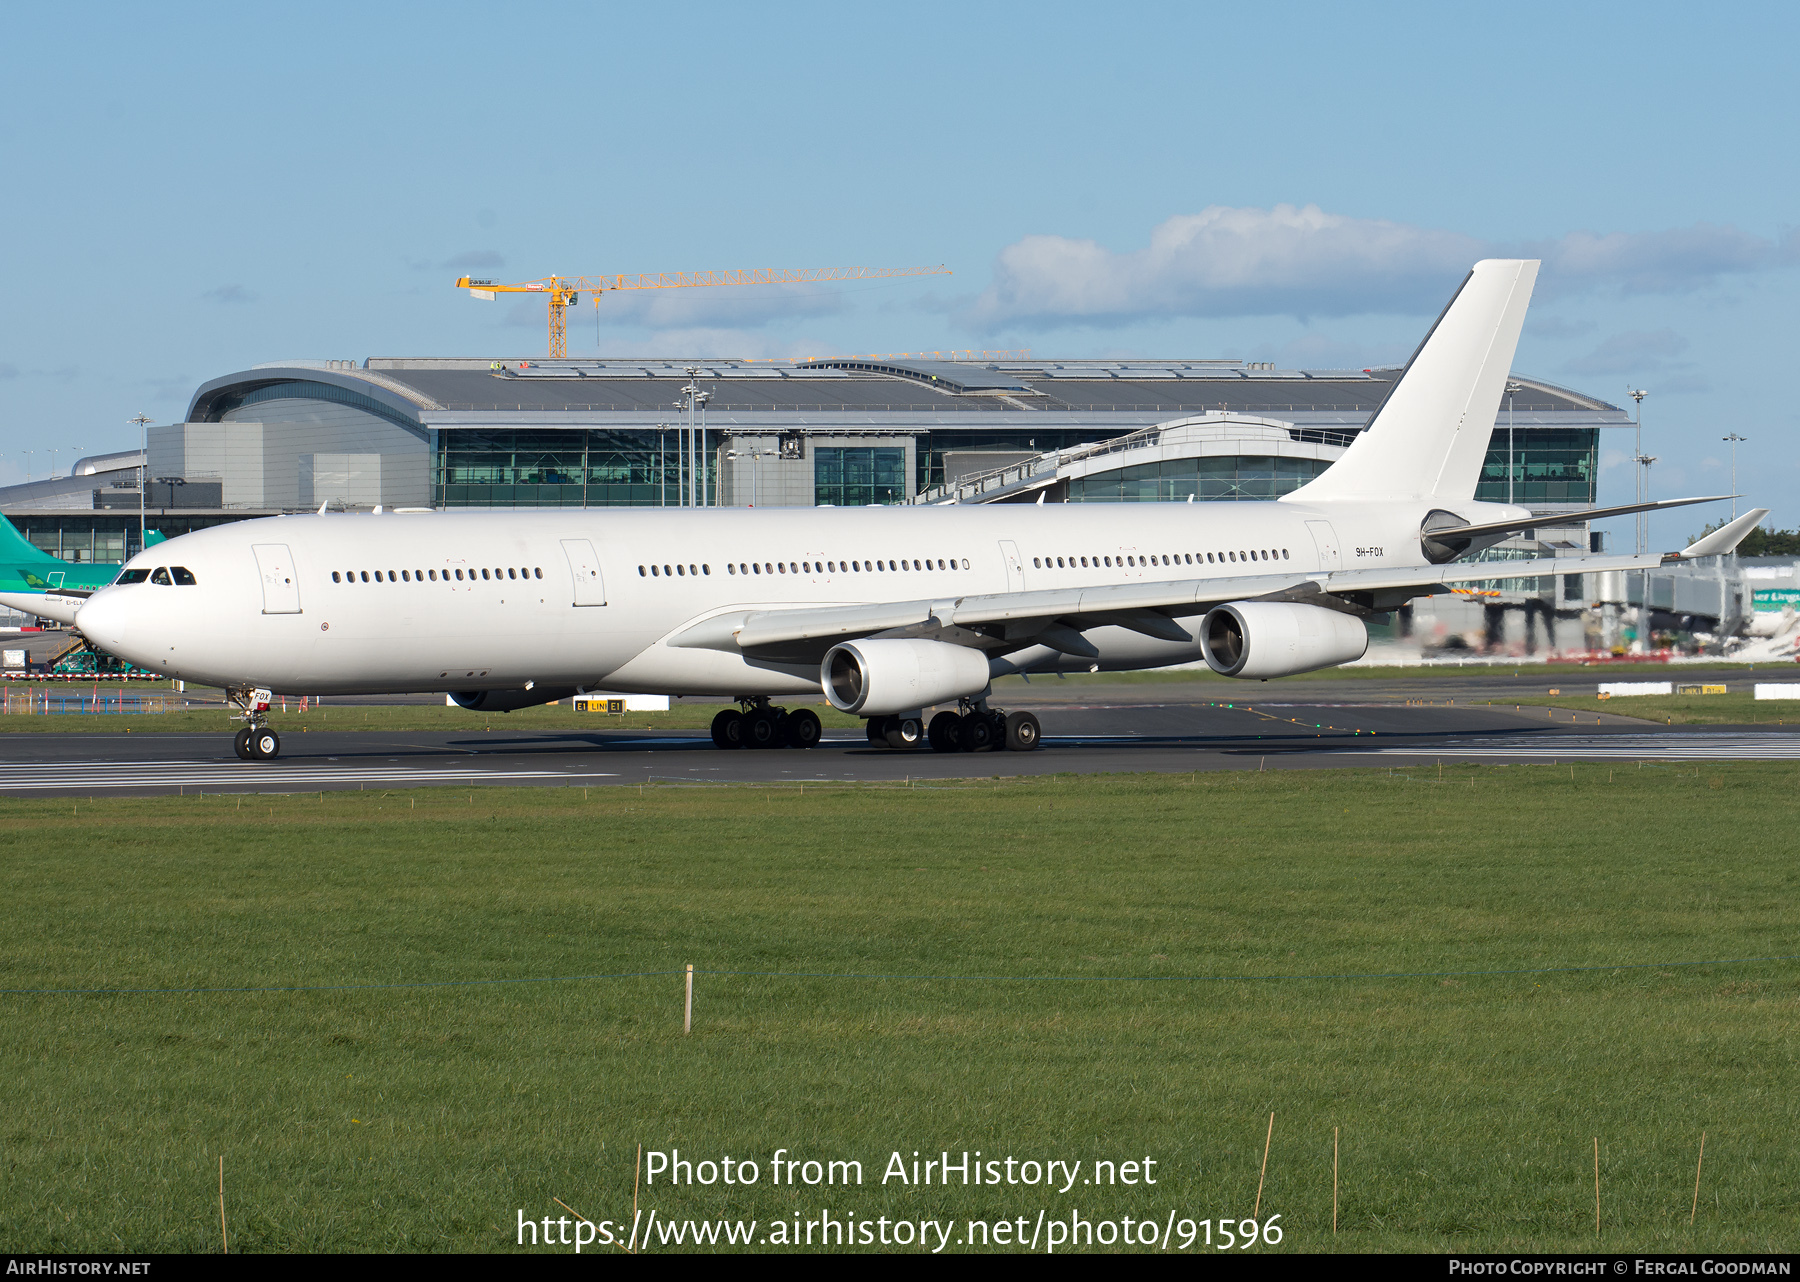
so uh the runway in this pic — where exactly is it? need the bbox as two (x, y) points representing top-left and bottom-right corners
(0, 672), (1794, 795)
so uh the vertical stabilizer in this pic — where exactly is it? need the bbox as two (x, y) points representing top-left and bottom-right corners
(1287, 258), (1538, 502)
(0, 514), (59, 564)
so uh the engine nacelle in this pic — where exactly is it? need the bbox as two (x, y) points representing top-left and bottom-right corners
(821, 639), (991, 716)
(448, 686), (578, 713)
(1199, 602), (1367, 679)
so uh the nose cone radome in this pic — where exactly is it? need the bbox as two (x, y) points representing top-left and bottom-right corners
(72, 591), (143, 664)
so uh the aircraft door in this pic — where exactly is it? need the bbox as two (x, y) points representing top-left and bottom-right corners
(561, 538), (607, 606)
(1304, 521), (1342, 571)
(999, 539), (1025, 592)
(252, 543), (302, 614)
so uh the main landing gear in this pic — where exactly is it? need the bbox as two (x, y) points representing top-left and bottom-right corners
(872, 700), (1040, 753)
(710, 698), (822, 750)
(228, 686), (282, 761)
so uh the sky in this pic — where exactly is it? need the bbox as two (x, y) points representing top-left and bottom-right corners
(1, 0), (1794, 547)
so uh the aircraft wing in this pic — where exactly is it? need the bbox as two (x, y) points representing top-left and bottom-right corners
(666, 548), (1683, 663)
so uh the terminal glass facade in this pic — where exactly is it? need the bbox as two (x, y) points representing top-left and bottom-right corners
(814, 447), (906, 506)
(1068, 455), (1333, 502)
(435, 429), (711, 507)
(1475, 428), (1597, 504)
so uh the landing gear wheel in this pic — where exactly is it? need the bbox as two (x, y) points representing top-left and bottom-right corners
(884, 717), (922, 751)
(746, 710), (783, 749)
(710, 709), (745, 749)
(1004, 710), (1041, 752)
(960, 712), (995, 752)
(233, 727), (253, 760)
(250, 729), (281, 760)
(928, 711), (962, 753)
(866, 716), (891, 746)
(784, 708), (822, 749)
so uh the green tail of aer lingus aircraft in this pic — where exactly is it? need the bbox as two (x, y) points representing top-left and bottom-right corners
(0, 515), (165, 621)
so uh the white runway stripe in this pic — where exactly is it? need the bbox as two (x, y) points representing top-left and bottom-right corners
(1348, 733), (1800, 760)
(0, 760), (615, 790)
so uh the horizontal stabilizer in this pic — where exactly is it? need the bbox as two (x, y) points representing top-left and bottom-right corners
(1678, 508), (1770, 558)
(1432, 494), (1734, 541)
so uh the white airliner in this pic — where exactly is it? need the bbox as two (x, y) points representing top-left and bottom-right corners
(16, 260), (1763, 761)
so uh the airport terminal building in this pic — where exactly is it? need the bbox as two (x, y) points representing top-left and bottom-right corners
(4, 354), (1644, 647)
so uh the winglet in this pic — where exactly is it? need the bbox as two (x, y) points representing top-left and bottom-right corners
(1678, 508), (1769, 558)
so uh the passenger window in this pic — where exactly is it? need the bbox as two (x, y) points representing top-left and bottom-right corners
(454, 569), (463, 580)
(428, 569), (437, 580)
(171, 567), (197, 585)
(507, 568), (516, 579)
(332, 571), (342, 583)
(640, 566), (648, 576)
(727, 564), (736, 574)
(702, 564), (710, 575)
(752, 564), (761, 574)
(678, 565), (686, 576)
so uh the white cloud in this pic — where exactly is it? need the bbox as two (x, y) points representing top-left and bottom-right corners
(1532, 224), (1798, 296)
(202, 284), (256, 304)
(965, 206), (1800, 331)
(965, 204), (1479, 329)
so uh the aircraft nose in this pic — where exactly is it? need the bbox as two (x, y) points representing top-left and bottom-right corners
(73, 591), (131, 655)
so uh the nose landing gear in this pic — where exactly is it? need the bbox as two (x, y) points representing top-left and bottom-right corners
(228, 686), (282, 761)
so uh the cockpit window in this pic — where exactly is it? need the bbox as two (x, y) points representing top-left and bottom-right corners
(150, 568), (172, 586)
(170, 567), (197, 586)
(116, 569), (150, 585)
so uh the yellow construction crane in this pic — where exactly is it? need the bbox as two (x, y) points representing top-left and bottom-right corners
(456, 264), (952, 358)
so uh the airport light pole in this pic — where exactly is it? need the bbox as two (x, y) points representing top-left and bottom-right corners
(1634, 452), (1658, 652)
(1723, 433), (1746, 521)
(1626, 389), (1649, 654)
(1627, 389), (1648, 553)
(1505, 381), (1522, 505)
(130, 413), (152, 556)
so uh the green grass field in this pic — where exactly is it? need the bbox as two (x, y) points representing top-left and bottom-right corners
(1488, 691), (1800, 726)
(4, 766), (1797, 1253)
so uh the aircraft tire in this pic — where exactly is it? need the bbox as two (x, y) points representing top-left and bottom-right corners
(961, 712), (994, 753)
(865, 716), (890, 746)
(784, 708), (822, 749)
(1004, 710), (1041, 752)
(927, 711), (962, 753)
(233, 728), (254, 760)
(251, 729), (281, 760)
(883, 716), (922, 751)
(710, 709), (745, 749)
(746, 711), (782, 749)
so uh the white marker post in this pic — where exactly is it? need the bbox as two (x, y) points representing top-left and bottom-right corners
(684, 964), (693, 1035)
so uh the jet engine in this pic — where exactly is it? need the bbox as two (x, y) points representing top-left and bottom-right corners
(448, 686), (578, 713)
(822, 639), (991, 716)
(1199, 601), (1367, 679)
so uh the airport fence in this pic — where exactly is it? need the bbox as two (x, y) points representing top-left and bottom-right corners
(1, 687), (203, 715)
